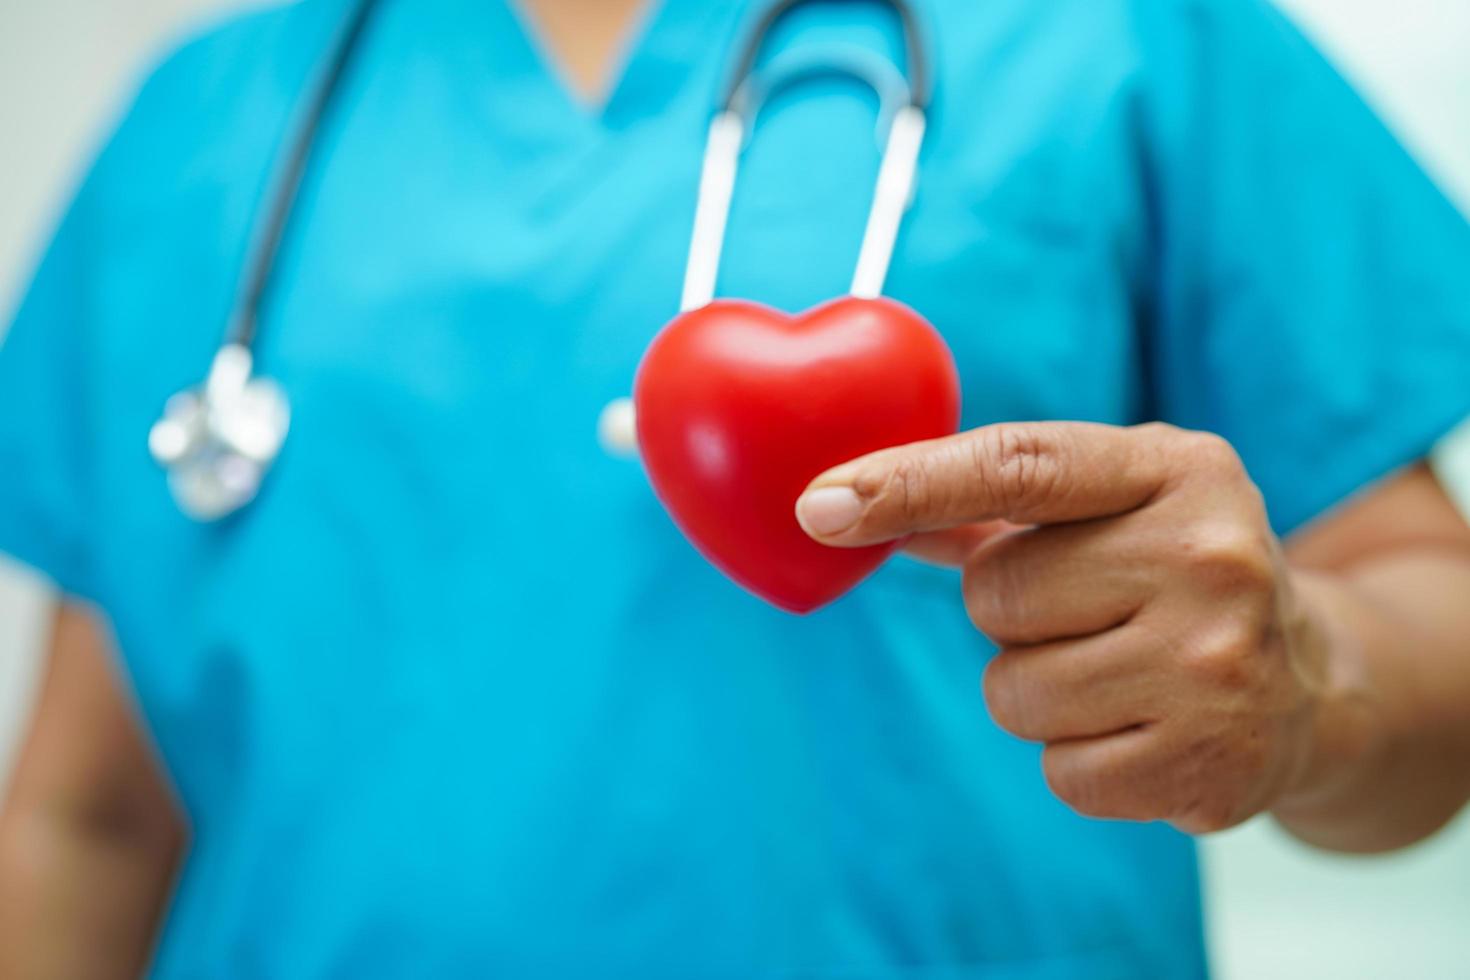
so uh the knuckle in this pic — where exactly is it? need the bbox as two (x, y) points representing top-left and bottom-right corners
(1180, 524), (1278, 596)
(1134, 420), (1181, 446)
(890, 457), (934, 527)
(1136, 420), (1183, 442)
(1181, 431), (1242, 472)
(854, 455), (933, 528)
(975, 425), (1063, 513)
(1182, 623), (1261, 690)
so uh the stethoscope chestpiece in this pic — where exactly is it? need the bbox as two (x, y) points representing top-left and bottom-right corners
(145, 0), (378, 518)
(149, 343), (290, 521)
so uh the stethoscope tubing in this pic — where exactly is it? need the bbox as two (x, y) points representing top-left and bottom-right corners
(230, 0), (384, 352)
(683, 0), (931, 310)
(240, 0), (933, 350)
(720, 0), (931, 112)
(154, 0), (935, 514)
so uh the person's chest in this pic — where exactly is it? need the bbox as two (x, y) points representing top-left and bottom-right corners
(90, 0), (1151, 801)
(252, 0), (1150, 461)
(77, 8), (1213, 973)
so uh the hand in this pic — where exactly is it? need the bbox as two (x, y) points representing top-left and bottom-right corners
(796, 421), (1332, 833)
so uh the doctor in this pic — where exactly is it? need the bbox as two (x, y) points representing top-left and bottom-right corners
(2, 0), (1470, 976)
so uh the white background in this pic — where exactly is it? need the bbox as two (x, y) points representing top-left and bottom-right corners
(1, 2), (1468, 976)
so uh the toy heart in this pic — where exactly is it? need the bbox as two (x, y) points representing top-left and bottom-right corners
(634, 296), (961, 614)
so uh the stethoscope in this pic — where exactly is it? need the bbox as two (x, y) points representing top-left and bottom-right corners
(150, 0), (932, 520)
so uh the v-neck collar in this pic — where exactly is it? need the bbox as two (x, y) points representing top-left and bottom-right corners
(437, 0), (748, 138)
(596, 0), (747, 128)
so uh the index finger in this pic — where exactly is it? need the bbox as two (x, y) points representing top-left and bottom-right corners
(795, 421), (1172, 547)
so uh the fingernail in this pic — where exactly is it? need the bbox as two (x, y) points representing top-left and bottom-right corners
(796, 486), (864, 537)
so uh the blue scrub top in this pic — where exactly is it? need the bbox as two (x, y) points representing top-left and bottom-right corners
(5, 0), (1470, 975)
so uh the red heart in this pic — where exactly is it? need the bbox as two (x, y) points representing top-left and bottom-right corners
(634, 296), (962, 614)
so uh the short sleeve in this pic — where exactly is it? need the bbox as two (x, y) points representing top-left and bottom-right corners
(1432, 418), (1470, 521)
(0, 185), (103, 601)
(1135, 0), (1470, 534)
(0, 2), (335, 603)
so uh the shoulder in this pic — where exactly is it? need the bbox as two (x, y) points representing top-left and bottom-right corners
(1120, 0), (1313, 63)
(127, 0), (334, 117)
(923, 0), (1292, 65)
(87, 1), (340, 213)
(921, 0), (1152, 100)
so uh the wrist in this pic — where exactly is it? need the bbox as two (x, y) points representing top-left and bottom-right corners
(1271, 570), (1387, 825)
